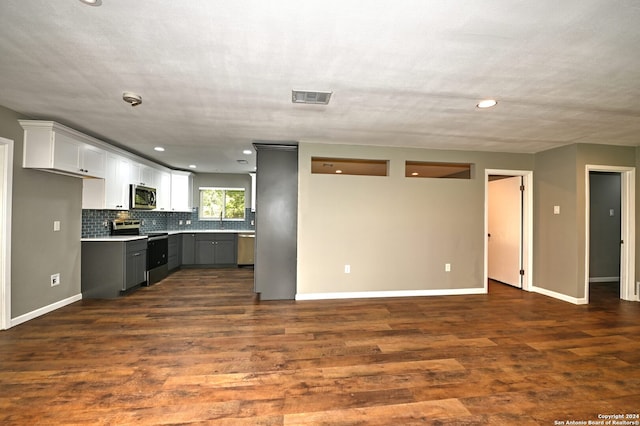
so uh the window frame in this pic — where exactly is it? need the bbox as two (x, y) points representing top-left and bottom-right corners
(198, 187), (246, 221)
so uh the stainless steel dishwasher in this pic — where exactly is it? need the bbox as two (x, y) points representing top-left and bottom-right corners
(237, 233), (255, 266)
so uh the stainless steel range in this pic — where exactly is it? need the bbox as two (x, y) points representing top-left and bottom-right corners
(146, 232), (168, 285)
(110, 219), (168, 286)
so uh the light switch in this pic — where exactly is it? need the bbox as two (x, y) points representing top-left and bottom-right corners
(53, 220), (61, 231)
(553, 206), (560, 215)
(610, 209), (615, 217)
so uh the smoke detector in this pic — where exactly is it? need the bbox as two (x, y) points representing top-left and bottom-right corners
(122, 92), (142, 107)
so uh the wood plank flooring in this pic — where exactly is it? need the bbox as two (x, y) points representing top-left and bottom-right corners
(1, 270), (639, 425)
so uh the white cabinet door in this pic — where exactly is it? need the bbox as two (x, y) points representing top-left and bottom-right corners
(170, 171), (193, 211)
(52, 132), (82, 173)
(130, 162), (155, 187)
(80, 144), (106, 178)
(105, 154), (131, 209)
(155, 169), (171, 211)
(52, 132), (105, 178)
(82, 153), (130, 210)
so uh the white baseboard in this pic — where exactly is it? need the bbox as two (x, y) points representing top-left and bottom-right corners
(10, 293), (82, 328)
(588, 276), (619, 283)
(296, 287), (486, 301)
(531, 285), (587, 305)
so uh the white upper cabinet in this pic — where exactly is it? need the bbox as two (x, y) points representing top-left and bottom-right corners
(155, 169), (171, 211)
(82, 153), (131, 210)
(170, 171), (193, 212)
(20, 120), (106, 178)
(130, 162), (155, 187)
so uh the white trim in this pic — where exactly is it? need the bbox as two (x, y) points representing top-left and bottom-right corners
(0, 137), (13, 330)
(296, 287), (486, 301)
(10, 293), (82, 328)
(589, 276), (620, 283)
(585, 165), (636, 303)
(531, 285), (587, 305)
(484, 169), (533, 293)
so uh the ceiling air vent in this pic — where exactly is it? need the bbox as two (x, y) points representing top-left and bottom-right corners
(292, 90), (332, 105)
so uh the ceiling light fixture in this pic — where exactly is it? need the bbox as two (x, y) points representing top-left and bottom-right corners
(79, 0), (102, 6)
(292, 90), (332, 105)
(242, 149), (252, 155)
(154, 147), (165, 152)
(476, 99), (497, 109)
(123, 91), (142, 107)
(335, 170), (343, 174)
(188, 164), (197, 169)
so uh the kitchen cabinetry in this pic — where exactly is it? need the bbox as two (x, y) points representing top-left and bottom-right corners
(170, 171), (193, 211)
(181, 233), (196, 265)
(81, 239), (147, 298)
(155, 169), (171, 211)
(20, 120), (106, 178)
(82, 152), (131, 209)
(168, 234), (181, 271)
(181, 233), (238, 266)
(195, 234), (237, 265)
(130, 162), (155, 186)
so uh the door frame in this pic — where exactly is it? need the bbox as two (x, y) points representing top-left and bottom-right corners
(484, 169), (533, 293)
(585, 165), (636, 302)
(0, 137), (14, 330)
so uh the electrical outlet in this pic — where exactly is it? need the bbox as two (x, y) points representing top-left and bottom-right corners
(50, 273), (60, 287)
(179, 220), (183, 225)
(344, 264), (351, 274)
(251, 220), (255, 226)
(445, 263), (451, 272)
(186, 220), (191, 225)
(53, 220), (60, 232)
(152, 220), (156, 225)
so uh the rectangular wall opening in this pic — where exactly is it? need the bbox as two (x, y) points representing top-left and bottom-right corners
(311, 157), (388, 176)
(405, 161), (472, 179)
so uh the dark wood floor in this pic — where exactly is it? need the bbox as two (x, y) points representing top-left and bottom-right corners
(1, 270), (639, 425)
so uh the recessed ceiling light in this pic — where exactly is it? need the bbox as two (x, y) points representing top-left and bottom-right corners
(154, 147), (165, 152)
(412, 172), (419, 176)
(335, 170), (343, 174)
(79, 0), (102, 6)
(188, 164), (197, 169)
(477, 99), (497, 109)
(243, 149), (252, 155)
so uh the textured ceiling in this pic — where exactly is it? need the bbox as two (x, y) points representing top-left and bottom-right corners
(1, 0), (639, 173)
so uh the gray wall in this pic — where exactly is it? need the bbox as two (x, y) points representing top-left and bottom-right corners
(533, 143), (635, 299)
(297, 142), (534, 296)
(533, 144), (579, 297)
(589, 172), (621, 279)
(0, 105), (82, 318)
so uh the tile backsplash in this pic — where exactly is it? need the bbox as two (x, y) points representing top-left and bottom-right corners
(82, 208), (255, 238)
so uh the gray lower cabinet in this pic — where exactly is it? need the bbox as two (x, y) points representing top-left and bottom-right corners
(82, 239), (147, 298)
(184, 233), (237, 266)
(181, 233), (196, 265)
(167, 234), (181, 271)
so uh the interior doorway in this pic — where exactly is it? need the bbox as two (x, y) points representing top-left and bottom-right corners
(484, 169), (533, 293)
(0, 136), (14, 330)
(488, 175), (523, 288)
(585, 165), (636, 302)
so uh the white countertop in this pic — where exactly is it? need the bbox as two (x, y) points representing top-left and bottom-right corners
(81, 235), (148, 242)
(82, 229), (255, 242)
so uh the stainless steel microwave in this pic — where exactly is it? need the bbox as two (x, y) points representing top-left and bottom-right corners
(130, 184), (156, 210)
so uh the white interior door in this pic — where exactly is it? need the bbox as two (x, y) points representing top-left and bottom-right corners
(488, 176), (522, 288)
